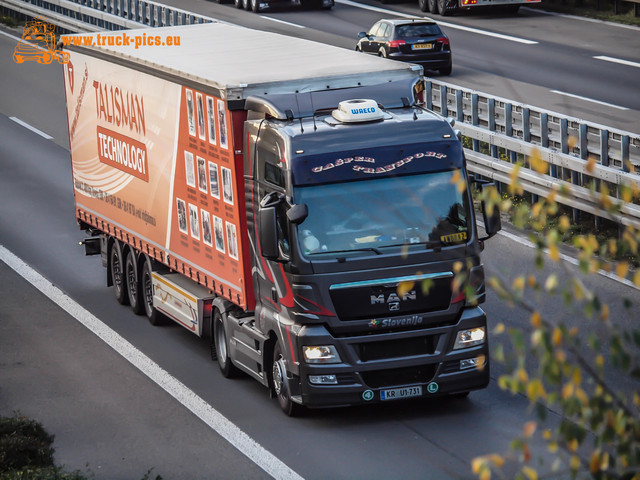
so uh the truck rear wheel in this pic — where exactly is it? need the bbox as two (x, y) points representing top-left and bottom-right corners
(109, 241), (129, 305)
(213, 310), (241, 378)
(141, 258), (165, 325)
(272, 343), (303, 417)
(125, 250), (144, 315)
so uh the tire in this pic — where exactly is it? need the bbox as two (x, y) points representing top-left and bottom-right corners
(272, 343), (303, 417)
(427, 0), (438, 13)
(439, 63), (452, 76)
(438, 0), (453, 15)
(243, 0), (251, 10)
(378, 49), (387, 58)
(234, 0), (243, 8)
(418, 0), (429, 12)
(213, 310), (241, 378)
(109, 240), (129, 305)
(125, 250), (144, 315)
(251, 0), (259, 12)
(141, 258), (165, 325)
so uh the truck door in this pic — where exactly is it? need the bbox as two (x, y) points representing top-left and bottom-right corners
(248, 125), (290, 307)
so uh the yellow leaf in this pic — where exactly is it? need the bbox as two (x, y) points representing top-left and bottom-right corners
(527, 379), (546, 402)
(471, 457), (483, 474)
(567, 136), (578, 149)
(559, 215), (570, 232)
(513, 276), (525, 291)
(530, 312), (541, 328)
(576, 387), (588, 406)
(517, 368), (529, 383)
(532, 202), (542, 218)
(542, 429), (551, 440)
(552, 327), (562, 346)
(523, 421), (537, 438)
(634, 270), (640, 287)
(453, 261), (463, 273)
(634, 392), (640, 407)
(568, 439), (579, 452)
(494, 323), (505, 334)
(590, 452), (601, 474)
(622, 184), (633, 203)
(527, 275), (537, 288)
(570, 455), (580, 471)
(601, 304), (610, 322)
(562, 382), (574, 399)
(572, 368), (582, 385)
(600, 452), (610, 471)
(530, 148), (548, 174)
(450, 169), (461, 184)
(617, 262), (629, 279)
(480, 470), (491, 480)
(548, 244), (560, 262)
(397, 281), (415, 298)
(555, 349), (566, 363)
(487, 454), (505, 468)
(585, 156), (597, 173)
(596, 355), (604, 369)
(522, 466), (538, 480)
(545, 274), (558, 292)
(548, 442), (558, 453)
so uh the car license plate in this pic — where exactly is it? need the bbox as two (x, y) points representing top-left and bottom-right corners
(412, 43), (433, 50)
(380, 385), (422, 401)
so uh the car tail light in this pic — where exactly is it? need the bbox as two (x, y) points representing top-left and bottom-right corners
(388, 39), (406, 49)
(438, 37), (450, 50)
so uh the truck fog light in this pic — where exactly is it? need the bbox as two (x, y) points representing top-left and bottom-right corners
(303, 345), (341, 364)
(309, 374), (338, 385)
(453, 327), (486, 350)
(460, 358), (480, 369)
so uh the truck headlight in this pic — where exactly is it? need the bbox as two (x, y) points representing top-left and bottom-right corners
(302, 345), (341, 364)
(453, 327), (486, 350)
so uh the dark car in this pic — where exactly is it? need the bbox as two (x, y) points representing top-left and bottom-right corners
(356, 19), (452, 76)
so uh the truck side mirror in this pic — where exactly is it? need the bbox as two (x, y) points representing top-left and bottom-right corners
(287, 203), (308, 225)
(479, 182), (502, 240)
(259, 205), (279, 260)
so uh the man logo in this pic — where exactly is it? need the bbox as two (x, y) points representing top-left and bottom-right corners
(389, 302), (400, 311)
(370, 291), (416, 311)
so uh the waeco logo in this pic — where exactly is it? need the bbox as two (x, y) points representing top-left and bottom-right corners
(97, 126), (149, 182)
(351, 107), (376, 115)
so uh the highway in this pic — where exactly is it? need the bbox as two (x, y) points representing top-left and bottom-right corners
(0, 3), (639, 478)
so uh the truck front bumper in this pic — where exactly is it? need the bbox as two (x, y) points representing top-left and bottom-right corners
(292, 307), (489, 408)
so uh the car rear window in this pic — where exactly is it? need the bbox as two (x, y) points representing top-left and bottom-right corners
(396, 24), (442, 38)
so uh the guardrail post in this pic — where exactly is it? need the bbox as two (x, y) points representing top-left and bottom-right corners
(440, 85), (448, 118)
(425, 81), (433, 111)
(505, 103), (517, 164)
(600, 130), (609, 167)
(472, 93), (479, 152)
(456, 89), (463, 122)
(622, 135), (631, 173)
(489, 98), (498, 159)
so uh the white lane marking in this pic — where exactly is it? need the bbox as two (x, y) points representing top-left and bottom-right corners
(479, 223), (640, 290)
(335, 0), (538, 44)
(260, 16), (306, 28)
(10, 117), (54, 140)
(550, 89), (629, 111)
(0, 29), (22, 41)
(0, 244), (305, 480)
(594, 55), (640, 69)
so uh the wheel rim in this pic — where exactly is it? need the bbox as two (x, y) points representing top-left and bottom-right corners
(127, 259), (137, 301)
(272, 357), (285, 397)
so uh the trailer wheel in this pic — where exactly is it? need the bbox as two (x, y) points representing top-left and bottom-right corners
(272, 343), (303, 417)
(125, 251), (144, 315)
(213, 310), (241, 378)
(141, 258), (165, 325)
(427, 0), (437, 13)
(234, 0), (243, 8)
(109, 241), (129, 305)
(438, 0), (454, 15)
(418, 0), (428, 12)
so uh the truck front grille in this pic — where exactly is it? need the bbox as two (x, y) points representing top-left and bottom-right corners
(357, 335), (439, 362)
(361, 364), (437, 389)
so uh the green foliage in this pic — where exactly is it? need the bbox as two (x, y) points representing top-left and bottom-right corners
(470, 149), (640, 479)
(0, 415), (55, 472)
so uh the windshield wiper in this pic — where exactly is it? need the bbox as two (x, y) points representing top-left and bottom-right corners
(317, 247), (382, 257)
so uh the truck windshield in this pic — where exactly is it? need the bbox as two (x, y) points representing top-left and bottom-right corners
(294, 169), (470, 256)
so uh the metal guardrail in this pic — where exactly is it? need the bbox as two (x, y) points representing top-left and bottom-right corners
(3, 0), (640, 227)
(0, 0), (214, 32)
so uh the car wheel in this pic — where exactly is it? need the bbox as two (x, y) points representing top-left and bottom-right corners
(234, 0), (243, 8)
(125, 250), (144, 315)
(439, 63), (452, 76)
(427, 0), (438, 13)
(378, 49), (387, 58)
(251, 0), (259, 11)
(214, 310), (241, 378)
(418, 0), (428, 11)
(272, 343), (303, 416)
(243, 0), (251, 10)
(109, 241), (129, 305)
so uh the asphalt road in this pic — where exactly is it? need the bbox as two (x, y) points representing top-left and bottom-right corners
(1, 7), (639, 479)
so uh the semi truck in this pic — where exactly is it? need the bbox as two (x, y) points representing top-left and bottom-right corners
(416, 0), (540, 15)
(61, 22), (501, 416)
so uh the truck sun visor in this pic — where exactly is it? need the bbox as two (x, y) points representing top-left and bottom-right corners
(332, 99), (384, 123)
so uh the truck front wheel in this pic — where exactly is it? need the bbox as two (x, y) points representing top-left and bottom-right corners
(109, 241), (129, 305)
(272, 344), (303, 417)
(214, 310), (241, 378)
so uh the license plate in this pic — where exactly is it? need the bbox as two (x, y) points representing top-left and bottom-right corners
(412, 43), (433, 50)
(380, 385), (422, 401)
